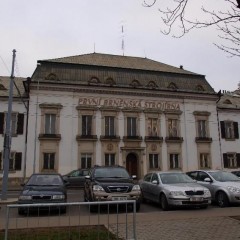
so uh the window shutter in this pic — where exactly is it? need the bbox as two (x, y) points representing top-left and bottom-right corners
(220, 121), (225, 138)
(17, 113), (24, 135)
(223, 153), (228, 168)
(236, 154), (240, 167)
(0, 113), (4, 134)
(234, 122), (239, 139)
(15, 152), (22, 170)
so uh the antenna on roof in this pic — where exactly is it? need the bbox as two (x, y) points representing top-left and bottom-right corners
(121, 22), (125, 56)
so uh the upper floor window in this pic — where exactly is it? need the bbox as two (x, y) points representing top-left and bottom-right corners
(199, 153), (210, 169)
(82, 115), (92, 136)
(127, 117), (137, 137)
(105, 116), (115, 136)
(105, 154), (115, 166)
(43, 153), (55, 170)
(45, 114), (56, 134)
(221, 121), (239, 139)
(197, 120), (207, 138)
(0, 112), (24, 135)
(147, 118), (158, 137)
(149, 154), (159, 169)
(168, 119), (178, 138)
(169, 154), (180, 169)
(223, 153), (240, 168)
(81, 153), (92, 168)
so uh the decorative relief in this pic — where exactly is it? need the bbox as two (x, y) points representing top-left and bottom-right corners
(151, 144), (157, 151)
(107, 143), (114, 151)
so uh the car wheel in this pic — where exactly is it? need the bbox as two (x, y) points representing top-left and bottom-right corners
(216, 191), (229, 208)
(160, 194), (169, 211)
(60, 206), (67, 214)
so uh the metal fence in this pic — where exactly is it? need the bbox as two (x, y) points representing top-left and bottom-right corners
(3, 201), (137, 240)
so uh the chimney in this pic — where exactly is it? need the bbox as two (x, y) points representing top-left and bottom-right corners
(180, 65), (183, 69)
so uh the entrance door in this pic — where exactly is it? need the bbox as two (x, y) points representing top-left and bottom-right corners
(126, 153), (138, 178)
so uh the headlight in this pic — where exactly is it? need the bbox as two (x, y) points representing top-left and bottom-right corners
(227, 186), (240, 193)
(19, 195), (32, 200)
(93, 185), (105, 192)
(132, 185), (141, 191)
(204, 190), (211, 197)
(52, 194), (65, 200)
(169, 191), (185, 196)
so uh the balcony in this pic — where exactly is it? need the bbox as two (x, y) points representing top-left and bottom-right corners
(123, 136), (142, 142)
(76, 134), (97, 141)
(38, 134), (61, 141)
(100, 135), (120, 141)
(165, 137), (183, 143)
(145, 136), (163, 142)
(195, 137), (212, 143)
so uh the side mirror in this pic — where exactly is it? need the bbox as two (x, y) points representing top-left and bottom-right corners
(204, 177), (212, 183)
(152, 180), (159, 185)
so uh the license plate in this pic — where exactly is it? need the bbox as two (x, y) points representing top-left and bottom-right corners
(190, 197), (203, 202)
(112, 196), (127, 201)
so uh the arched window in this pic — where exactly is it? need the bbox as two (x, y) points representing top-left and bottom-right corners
(130, 79), (141, 87)
(223, 99), (232, 104)
(105, 77), (116, 85)
(196, 85), (205, 91)
(88, 76), (100, 84)
(45, 73), (59, 81)
(0, 83), (6, 90)
(146, 81), (158, 89)
(168, 82), (178, 90)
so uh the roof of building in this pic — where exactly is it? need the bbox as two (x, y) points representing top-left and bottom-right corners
(40, 52), (198, 75)
(0, 76), (27, 98)
(217, 90), (240, 110)
(32, 52), (215, 94)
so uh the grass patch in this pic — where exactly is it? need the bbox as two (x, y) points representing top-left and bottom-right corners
(0, 225), (122, 240)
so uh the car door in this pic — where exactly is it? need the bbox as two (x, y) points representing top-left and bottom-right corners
(149, 173), (161, 203)
(140, 173), (153, 201)
(196, 171), (215, 198)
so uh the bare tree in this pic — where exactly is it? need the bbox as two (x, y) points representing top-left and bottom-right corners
(143, 0), (240, 57)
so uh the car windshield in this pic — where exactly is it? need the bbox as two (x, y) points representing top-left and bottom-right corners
(27, 175), (63, 186)
(209, 171), (240, 182)
(160, 173), (195, 184)
(94, 168), (130, 178)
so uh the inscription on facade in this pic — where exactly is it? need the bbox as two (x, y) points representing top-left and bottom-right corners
(78, 97), (180, 111)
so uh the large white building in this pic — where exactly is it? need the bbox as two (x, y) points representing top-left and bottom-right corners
(25, 53), (223, 179)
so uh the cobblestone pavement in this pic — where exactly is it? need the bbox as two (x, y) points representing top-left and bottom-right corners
(110, 216), (240, 240)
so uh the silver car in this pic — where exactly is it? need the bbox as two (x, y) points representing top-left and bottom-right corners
(139, 172), (211, 211)
(186, 170), (240, 207)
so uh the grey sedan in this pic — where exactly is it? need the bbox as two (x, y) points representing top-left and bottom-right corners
(139, 172), (211, 211)
(186, 170), (240, 207)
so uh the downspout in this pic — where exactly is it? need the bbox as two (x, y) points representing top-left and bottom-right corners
(216, 91), (223, 169)
(183, 98), (189, 170)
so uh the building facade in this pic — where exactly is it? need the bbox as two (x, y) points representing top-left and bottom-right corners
(0, 76), (29, 184)
(25, 53), (223, 179)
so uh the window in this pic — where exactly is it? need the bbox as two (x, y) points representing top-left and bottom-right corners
(200, 153), (210, 168)
(197, 171), (210, 181)
(169, 154), (180, 169)
(127, 117), (137, 137)
(168, 119), (178, 137)
(147, 118), (158, 136)
(0, 152), (22, 171)
(105, 154), (115, 166)
(45, 114), (56, 134)
(143, 173), (152, 182)
(82, 115), (92, 136)
(197, 120), (207, 138)
(149, 154), (159, 169)
(223, 153), (240, 168)
(220, 121), (239, 139)
(105, 116), (115, 136)
(43, 153), (55, 170)
(81, 153), (92, 168)
(0, 112), (24, 135)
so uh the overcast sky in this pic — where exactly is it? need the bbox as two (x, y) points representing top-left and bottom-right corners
(0, 0), (239, 92)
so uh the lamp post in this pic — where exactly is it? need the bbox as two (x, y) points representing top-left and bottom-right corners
(1, 49), (16, 200)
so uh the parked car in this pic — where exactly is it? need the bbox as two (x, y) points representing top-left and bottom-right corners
(139, 171), (211, 211)
(18, 173), (68, 215)
(84, 165), (141, 212)
(231, 171), (240, 178)
(63, 169), (89, 187)
(186, 170), (240, 207)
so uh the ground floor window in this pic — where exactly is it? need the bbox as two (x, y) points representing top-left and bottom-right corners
(223, 153), (240, 168)
(43, 153), (55, 170)
(199, 153), (210, 169)
(0, 151), (22, 171)
(169, 154), (180, 169)
(105, 154), (115, 166)
(81, 153), (92, 168)
(149, 154), (159, 169)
